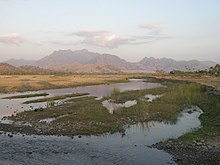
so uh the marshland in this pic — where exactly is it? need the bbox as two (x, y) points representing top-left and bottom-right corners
(0, 74), (219, 164)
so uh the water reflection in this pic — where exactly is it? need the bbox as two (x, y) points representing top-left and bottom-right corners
(0, 106), (202, 165)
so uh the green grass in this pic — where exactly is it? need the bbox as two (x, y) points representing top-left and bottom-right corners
(113, 82), (212, 124)
(13, 96), (123, 135)
(106, 86), (168, 103)
(23, 93), (89, 104)
(178, 92), (220, 142)
(160, 82), (206, 105)
(2, 93), (49, 99)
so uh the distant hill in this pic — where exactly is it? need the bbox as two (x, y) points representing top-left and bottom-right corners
(48, 63), (122, 74)
(0, 63), (21, 75)
(3, 49), (216, 73)
(90, 53), (137, 70)
(19, 65), (61, 75)
(0, 63), (60, 75)
(34, 49), (136, 71)
(5, 58), (36, 67)
(138, 57), (216, 72)
(35, 49), (100, 67)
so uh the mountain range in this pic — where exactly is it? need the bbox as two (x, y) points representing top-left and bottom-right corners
(4, 49), (216, 73)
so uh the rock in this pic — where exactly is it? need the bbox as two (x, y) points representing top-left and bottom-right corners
(196, 142), (203, 146)
(187, 110), (193, 114)
(8, 134), (13, 138)
(193, 108), (197, 112)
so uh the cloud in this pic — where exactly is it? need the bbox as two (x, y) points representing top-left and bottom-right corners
(66, 30), (132, 48)
(99, 35), (131, 48)
(0, 33), (24, 45)
(61, 24), (170, 48)
(6, 0), (27, 3)
(69, 30), (109, 37)
(35, 41), (44, 46)
(51, 40), (79, 46)
(140, 24), (168, 37)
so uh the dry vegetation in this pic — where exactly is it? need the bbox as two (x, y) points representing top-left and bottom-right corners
(0, 74), (145, 93)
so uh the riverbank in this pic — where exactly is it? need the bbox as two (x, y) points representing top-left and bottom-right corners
(152, 139), (219, 165)
(151, 74), (220, 92)
(149, 76), (220, 165)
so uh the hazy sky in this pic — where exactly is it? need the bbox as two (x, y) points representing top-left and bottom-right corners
(0, 0), (220, 62)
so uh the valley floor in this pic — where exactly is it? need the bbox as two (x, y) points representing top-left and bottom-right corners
(0, 74), (219, 164)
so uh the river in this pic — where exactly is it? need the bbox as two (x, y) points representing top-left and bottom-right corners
(0, 79), (202, 164)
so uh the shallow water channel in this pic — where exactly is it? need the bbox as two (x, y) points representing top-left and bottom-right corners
(0, 79), (161, 118)
(0, 79), (203, 164)
(0, 107), (202, 165)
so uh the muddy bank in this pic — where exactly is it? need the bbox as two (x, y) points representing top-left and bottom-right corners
(0, 123), (39, 136)
(152, 140), (220, 165)
(205, 85), (220, 96)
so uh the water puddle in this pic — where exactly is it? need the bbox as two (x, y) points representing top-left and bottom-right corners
(102, 100), (137, 114)
(39, 114), (69, 123)
(144, 94), (163, 102)
(0, 118), (32, 126)
(39, 118), (56, 123)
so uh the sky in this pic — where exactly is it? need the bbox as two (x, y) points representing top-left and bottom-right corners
(0, 0), (220, 63)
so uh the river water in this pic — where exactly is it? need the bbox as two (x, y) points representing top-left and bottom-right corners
(0, 79), (161, 118)
(0, 79), (202, 164)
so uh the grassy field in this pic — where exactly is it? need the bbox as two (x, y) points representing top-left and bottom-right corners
(152, 74), (220, 91)
(0, 74), (146, 93)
